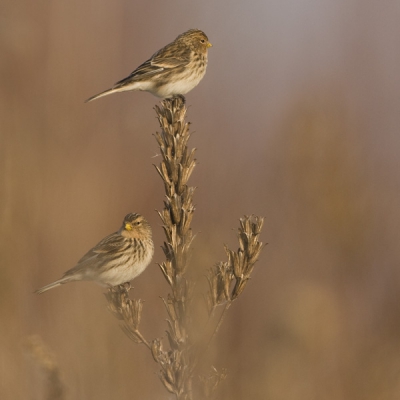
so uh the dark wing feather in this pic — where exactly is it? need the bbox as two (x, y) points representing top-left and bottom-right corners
(114, 59), (164, 87)
(64, 233), (129, 276)
(114, 44), (191, 87)
(76, 233), (128, 262)
(90, 233), (129, 253)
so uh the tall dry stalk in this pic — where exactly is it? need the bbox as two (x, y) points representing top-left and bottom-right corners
(106, 97), (264, 400)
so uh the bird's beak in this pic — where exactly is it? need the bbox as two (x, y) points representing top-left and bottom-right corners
(207, 42), (212, 48)
(125, 223), (133, 231)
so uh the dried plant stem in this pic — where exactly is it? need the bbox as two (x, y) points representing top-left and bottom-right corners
(153, 96), (196, 400)
(105, 284), (152, 349)
(104, 97), (265, 400)
(122, 325), (152, 350)
(208, 301), (232, 349)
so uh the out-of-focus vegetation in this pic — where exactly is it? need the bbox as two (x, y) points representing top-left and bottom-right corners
(1, 1), (400, 399)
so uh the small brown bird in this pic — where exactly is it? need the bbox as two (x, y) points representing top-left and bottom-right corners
(85, 29), (212, 103)
(36, 213), (154, 294)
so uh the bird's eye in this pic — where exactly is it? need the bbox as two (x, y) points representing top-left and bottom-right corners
(200, 39), (205, 43)
(134, 221), (141, 226)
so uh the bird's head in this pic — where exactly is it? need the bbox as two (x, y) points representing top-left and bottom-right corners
(177, 29), (212, 53)
(120, 213), (152, 239)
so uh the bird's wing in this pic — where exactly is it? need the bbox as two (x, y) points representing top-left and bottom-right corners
(64, 233), (129, 276)
(114, 59), (164, 85)
(76, 233), (127, 262)
(150, 44), (191, 69)
(114, 46), (191, 86)
(90, 233), (129, 254)
(150, 55), (190, 69)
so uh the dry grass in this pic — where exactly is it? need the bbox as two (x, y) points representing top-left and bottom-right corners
(105, 97), (264, 400)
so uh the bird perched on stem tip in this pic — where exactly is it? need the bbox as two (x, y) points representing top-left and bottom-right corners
(85, 29), (212, 103)
(36, 213), (154, 294)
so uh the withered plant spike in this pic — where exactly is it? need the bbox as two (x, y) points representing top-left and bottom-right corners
(203, 215), (264, 357)
(225, 215), (265, 300)
(155, 100), (265, 399)
(105, 284), (151, 349)
(154, 96), (197, 399)
(105, 96), (264, 400)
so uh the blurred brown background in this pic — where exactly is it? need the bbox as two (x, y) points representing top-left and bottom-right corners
(1, 0), (400, 399)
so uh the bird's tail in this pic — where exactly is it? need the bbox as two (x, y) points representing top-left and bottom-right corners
(85, 87), (121, 103)
(35, 276), (74, 294)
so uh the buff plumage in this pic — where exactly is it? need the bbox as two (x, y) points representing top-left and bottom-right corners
(85, 29), (212, 102)
(36, 213), (154, 294)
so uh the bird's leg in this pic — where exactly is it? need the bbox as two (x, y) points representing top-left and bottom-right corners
(124, 282), (133, 291)
(166, 94), (186, 104)
(177, 94), (186, 104)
